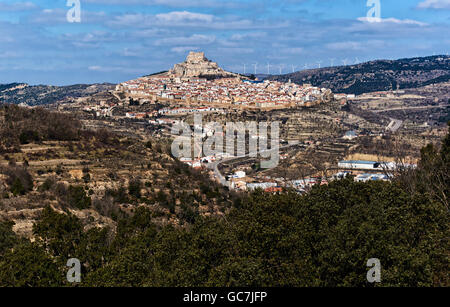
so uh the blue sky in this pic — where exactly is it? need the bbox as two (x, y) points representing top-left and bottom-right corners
(0, 0), (449, 85)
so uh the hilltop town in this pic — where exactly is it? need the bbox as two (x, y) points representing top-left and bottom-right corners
(115, 52), (333, 109)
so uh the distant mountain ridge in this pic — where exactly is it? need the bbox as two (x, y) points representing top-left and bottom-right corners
(0, 83), (115, 106)
(267, 55), (450, 95)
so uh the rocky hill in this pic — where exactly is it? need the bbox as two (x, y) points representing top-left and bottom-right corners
(267, 55), (450, 95)
(168, 51), (240, 80)
(0, 83), (115, 106)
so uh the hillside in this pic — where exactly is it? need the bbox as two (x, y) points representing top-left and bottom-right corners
(267, 55), (450, 95)
(0, 104), (237, 238)
(0, 104), (448, 287)
(0, 83), (115, 106)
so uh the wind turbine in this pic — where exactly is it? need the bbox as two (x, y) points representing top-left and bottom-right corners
(329, 58), (335, 67)
(316, 60), (322, 69)
(354, 57), (360, 64)
(243, 63), (247, 75)
(291, 64), (296, 73)
(278, 64), (284, 75)
(342, 58), (349, 66)
(253, 63), (258, 75)
(267, 63), (271, 75)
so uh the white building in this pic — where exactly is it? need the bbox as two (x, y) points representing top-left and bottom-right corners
(338, 160), (380, 170)
(247, 182), (277, 190)
(234, 171), (246, 179)
(355, 173), (390, 182)
(343, 130), (358, 140)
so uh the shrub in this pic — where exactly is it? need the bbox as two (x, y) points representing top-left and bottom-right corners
(11, 178), (26, 196)
(128, 179), (142, 199)
(2, 166), (33, 195)
(68, 186), (91, 210)
(19, 130), (39, 145)
(39, 177), (56, 192)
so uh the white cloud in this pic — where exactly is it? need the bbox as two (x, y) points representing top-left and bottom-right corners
(155, 11), (214, 23)
(107, 11), (216, 27)
(84, 0), (244, 9)
(27, 9), (107, 25)
(326, 41), (364, 51)
(171, 46), (200, 53)
(357, 17), (428, 26)
(155, 34), (216, 46)
(107, 11), (257, 30)
(230, 32), (267, 41)
(282, 47), (304, 54)
(417, 0), (450, 9)
(0, 2), (37, 12)
(216, 47), (254, 54)
(88, 65), (144, 74)
(326, 40), (386, 51)
(88, 66), (103, 71)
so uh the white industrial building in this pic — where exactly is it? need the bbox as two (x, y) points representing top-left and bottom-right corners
(338, 160), (381, 170)
(338, 160), (417, 172)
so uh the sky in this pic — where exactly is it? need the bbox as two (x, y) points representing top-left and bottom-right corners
(0, 0), (449, 85)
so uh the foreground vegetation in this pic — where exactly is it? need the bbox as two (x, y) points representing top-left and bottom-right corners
(0, 105), (448, 287)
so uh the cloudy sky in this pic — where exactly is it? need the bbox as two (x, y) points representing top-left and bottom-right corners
(0, 0), (449, 85)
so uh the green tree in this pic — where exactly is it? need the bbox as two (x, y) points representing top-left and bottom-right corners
(0, 242), (62, 287)
(11, 177), (26, 196)
(0, 221), (18, 258)
(33, 206), (84, 262)
(67, 186), (91, 209)
(128, 179), (142, 199)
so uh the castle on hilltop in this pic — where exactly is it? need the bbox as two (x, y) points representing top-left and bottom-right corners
(168, 51), (240, 80)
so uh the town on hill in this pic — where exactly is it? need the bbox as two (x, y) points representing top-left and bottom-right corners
(115, 51), (333, 109)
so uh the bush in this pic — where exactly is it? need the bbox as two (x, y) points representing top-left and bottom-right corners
(0, 221), (17, 256)
(19, 130), (39, 144)
(107, 186), (129, 204)
(67, 186), (91, 210)
(11, 178), (26, 196)
(2, 165), (33, 195)
(128, 179), (142, 199)
(39, 177), (56, 192)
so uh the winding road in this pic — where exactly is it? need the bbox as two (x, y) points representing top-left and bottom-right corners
(206, 142), (302, 189)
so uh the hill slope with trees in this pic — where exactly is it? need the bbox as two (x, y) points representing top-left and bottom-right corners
(0, 105), (448, 286)
(268, 55), (450, 95)
(0, 83), (115, 106)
